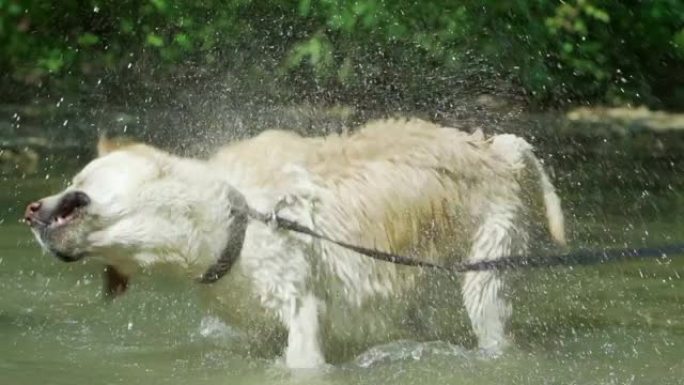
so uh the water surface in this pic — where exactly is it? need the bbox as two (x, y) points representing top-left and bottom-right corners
(1, 134), (682, 385)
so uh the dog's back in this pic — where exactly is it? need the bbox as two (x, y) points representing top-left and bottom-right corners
(213, 118), (565, 360)
(212, 119), (564, 299)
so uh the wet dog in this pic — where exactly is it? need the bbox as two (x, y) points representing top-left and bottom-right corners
(25, 118), (565, 368)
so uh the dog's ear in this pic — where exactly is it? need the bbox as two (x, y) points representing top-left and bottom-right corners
(102, 264), (129, 299)
(97, 133), (140, 157)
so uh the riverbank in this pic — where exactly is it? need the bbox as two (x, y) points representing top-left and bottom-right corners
(2, 97), (683, 176)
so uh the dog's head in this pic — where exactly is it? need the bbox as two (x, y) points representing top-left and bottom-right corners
(24, 137), (167, 262)
(24, 137), (245, 270)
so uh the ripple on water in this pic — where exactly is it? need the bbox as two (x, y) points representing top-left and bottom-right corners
(352, 340), (470, 368)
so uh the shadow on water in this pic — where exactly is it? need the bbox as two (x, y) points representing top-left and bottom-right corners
(0, 103), (683, 385)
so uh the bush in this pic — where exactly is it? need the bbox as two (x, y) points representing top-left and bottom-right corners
(1, 0), (683, 108)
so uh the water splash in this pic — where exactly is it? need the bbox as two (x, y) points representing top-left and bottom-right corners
(353, 340), (469, 368)
(197, 315), (239, 341)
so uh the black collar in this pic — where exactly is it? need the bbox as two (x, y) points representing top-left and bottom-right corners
(195, 189), (250, 283)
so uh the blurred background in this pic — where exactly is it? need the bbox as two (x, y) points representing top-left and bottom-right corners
(2, 0), (683, 245)
(1, 0), (683, 143)
(0, 2), (683, 384)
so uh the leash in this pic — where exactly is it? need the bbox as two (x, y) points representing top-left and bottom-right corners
(249, 209), (449, 270)
(249, 210), (684, 272)
(198, 206), (684, 284)
(270, 212), (684, 273)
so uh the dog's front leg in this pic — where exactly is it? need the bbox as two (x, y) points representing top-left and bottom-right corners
(284, 293), (325, 368)
(102, 264), (129, 298)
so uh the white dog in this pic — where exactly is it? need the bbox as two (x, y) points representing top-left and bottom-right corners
(25, 118), (565, 368)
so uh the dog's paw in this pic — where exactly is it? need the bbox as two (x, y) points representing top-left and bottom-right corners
(476, 339), (511, 359)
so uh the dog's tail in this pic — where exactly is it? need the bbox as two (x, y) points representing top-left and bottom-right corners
(490, 134), (566, 246)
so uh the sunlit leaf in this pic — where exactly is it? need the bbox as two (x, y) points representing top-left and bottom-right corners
(150, 0), (167, 12)
(146, 33), (164, 48)
(7, 2), (21, 15)
(673, 29), (684, 58)
(77, 32), (99, 47)
(298, 0), (311, 17)
(174, 33), (191, 49)
(120, 19), (134, 34)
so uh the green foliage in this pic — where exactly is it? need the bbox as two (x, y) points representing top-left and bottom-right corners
(1, 0), (683, 108)
(281, 0), (684, 107)
(0, 0), (245, 80)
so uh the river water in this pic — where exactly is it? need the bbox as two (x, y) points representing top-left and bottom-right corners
(0, 113), (682, 385)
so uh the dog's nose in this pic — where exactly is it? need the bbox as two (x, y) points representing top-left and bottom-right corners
(24, 201), (42, 224)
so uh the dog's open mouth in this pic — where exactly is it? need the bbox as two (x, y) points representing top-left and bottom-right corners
(30, 205), (81, 231)
(25, 191), (92, 262)
(47, 190), (90, 229)
(50, 209), (77, 228)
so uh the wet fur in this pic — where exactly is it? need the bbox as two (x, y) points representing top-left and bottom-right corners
(31, 118), (565, 368)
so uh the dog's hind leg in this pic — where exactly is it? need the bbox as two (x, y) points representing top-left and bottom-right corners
(461, 202), (525, 354)
(284, 293), (326, 368)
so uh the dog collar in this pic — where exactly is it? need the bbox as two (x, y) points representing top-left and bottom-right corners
(196, 189), (250, 284)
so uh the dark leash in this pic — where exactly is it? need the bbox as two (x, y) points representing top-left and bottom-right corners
(198, 206), (684, 284)
(261, 211), (684, 272)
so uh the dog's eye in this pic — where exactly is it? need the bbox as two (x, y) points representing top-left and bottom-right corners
(55, 191), (91, 218)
